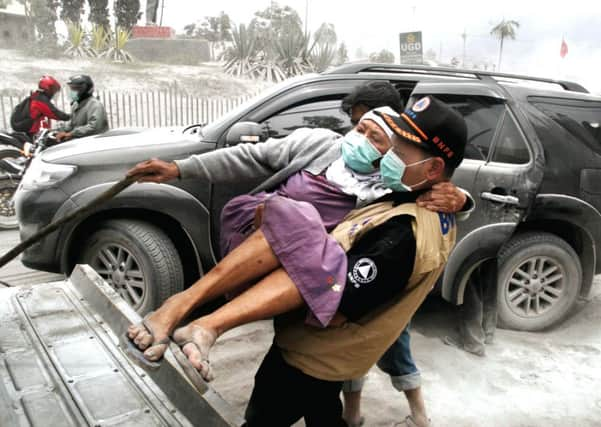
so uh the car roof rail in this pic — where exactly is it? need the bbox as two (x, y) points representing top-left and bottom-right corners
(326, 63), (589, 93)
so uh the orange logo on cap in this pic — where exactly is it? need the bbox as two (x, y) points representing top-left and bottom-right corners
(381, 114), (422, 144)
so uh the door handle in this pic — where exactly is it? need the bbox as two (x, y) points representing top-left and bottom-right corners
(480, 192), (520, 205)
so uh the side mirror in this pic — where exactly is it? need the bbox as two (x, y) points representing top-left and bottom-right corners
(225, 122), (264, 146)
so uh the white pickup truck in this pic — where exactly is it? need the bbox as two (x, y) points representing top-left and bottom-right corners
(0, 265), (243, 427)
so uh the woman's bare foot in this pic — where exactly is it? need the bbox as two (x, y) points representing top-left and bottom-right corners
(172, 321), (218, 381)
(127, 297), (189, 361)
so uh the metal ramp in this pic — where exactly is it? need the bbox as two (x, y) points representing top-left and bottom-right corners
(0, 265), (243, 427)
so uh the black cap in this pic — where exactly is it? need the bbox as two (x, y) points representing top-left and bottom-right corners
(376, 96), (467, 168)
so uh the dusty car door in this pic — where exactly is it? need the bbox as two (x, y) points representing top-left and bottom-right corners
(409, 82), (544, 303)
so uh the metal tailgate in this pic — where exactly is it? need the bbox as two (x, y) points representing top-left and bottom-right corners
(0, 265), (243, 427)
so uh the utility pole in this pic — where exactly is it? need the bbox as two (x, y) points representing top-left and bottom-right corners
(159, 0), (165, 27)
(461, 28), (467, 68)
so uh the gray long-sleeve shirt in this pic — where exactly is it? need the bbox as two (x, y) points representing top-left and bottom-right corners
(174, 127), (342, 194)
(61, 96), (109, 138)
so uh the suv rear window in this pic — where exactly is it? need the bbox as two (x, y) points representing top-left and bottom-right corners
(261, 100), (351, 139)
(529, 96), (601, 154)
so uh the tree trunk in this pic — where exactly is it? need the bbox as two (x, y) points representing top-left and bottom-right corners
(497, 36), (504, 71)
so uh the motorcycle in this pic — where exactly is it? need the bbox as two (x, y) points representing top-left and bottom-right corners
(0, 129), (55, 229)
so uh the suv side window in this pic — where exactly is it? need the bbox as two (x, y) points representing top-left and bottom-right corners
(529, 97), (601, 154)
(261, 100), (351, 139)
(490, 113), (530, 164)
(412, 95), (505, 161)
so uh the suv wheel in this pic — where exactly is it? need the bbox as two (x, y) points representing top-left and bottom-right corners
(497, 232), (582, 331)
(0, 178), (18, 229)
(79, 219), (184, 314)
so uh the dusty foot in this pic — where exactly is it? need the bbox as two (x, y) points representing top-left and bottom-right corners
(127, 300), (186, 361)
(172, 321), (218, 381)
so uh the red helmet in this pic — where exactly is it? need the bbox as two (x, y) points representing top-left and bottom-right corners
(38, 75), (61, 95)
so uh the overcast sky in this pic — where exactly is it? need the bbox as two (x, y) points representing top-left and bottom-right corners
(153, 0), (601, 93)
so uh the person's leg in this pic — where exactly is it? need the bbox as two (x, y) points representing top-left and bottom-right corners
(342, 378), (366, 427)
(457, 266), (486, 356)
(481, 259), (498, 344)
(172, 268), (304, 378)
(128, 229), (281, 360)
(244, 344), (306, 426)
(377, 326), (429, 427)
(244, 344), (346, 427)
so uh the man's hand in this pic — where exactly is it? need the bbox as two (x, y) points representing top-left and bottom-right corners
(55, 131), (72, 142)
(126, 158), (180, 183)
(417, 182), (467, 213)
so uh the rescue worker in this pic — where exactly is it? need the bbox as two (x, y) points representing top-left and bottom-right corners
(55, 75), (109, 142)
(244, 97), (468, 426)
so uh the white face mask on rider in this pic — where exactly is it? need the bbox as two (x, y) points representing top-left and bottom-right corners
(69, 90), (79, 102)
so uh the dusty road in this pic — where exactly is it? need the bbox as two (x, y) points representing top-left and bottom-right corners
(1, 228), (600, 426)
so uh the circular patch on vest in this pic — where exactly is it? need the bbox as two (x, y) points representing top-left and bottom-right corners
(412, 96), (431, 112)
(352, 258), (378, 284)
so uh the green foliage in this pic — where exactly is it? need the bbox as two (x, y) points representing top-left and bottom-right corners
(64, 20), (94, 57)
(369, 49), (395, 64)
(490, 18), (520, 70)
(252, 2), (303, 39)
(335, 42), (349, 65)
(90, 24), (109, 54)
(185, 12), (232, 60)
(222, 3), (344, 81)
(88, 0), (109, 30)
(114, 0), (141, 31)
(310, 22), (338, 72)
(223, 23), (258, 78)
(273, 30), (313, 79)
(60, 0), (84, 25)
(100, 27), (134, 62)
(490, 19), (520, 41)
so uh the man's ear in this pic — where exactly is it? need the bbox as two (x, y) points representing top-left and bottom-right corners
(426, 157), (446, 180)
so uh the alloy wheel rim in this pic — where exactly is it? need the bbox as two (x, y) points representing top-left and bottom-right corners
(505, 256), (565, 317)
(90, 244), (146, 310)
(0, 185), (17, 226)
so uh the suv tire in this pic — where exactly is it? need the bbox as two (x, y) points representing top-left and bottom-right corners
(79, 219), (184, 314)
(0, 178), (18, 229)
(497, 232), (582, 331)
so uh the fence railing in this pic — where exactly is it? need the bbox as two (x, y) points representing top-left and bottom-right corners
(0, 89), (257, 131)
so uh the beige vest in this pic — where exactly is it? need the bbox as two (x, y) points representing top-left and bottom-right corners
(274, 202), (457, 381)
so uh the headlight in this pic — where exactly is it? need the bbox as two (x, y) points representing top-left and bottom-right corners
(21, 158), (77, 190)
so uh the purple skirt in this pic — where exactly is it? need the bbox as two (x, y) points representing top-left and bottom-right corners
(220, 194), (349, 327)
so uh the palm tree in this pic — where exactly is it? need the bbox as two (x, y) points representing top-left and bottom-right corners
(490, 19), (519, 71)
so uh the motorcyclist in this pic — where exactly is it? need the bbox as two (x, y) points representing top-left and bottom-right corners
(55, 75), (109, 142)
(11, 75), (71, 139)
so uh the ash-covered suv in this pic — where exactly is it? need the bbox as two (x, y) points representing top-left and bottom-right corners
(14, 64), (601, 331)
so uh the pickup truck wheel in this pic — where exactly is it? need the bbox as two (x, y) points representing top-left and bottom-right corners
(497, 232), (582, 331)
(0, 178), (18, 229)
(80, 219), (184, 314)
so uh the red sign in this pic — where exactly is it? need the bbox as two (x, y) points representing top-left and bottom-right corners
(131, 26), (175, 39)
